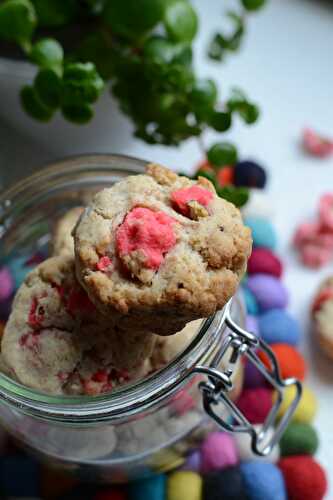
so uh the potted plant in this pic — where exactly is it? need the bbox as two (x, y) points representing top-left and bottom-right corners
(0, 0), (265, 197)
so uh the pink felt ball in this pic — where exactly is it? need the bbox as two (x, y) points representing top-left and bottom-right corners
(201, 432), (239, 473)
(236, 388), (273, 424)
(248, 248), (283, 278)
(0, 267), (14, 302)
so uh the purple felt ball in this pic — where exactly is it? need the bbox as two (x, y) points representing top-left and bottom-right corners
(201, 432), (239, 473)
(0, 267), (14, 302)
(246, 274), (288, 311)
(246, 315), (260, 337)
(244, 360), (266, 388)
(181, 450), (202, 472)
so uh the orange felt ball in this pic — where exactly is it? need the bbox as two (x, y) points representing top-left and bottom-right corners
(258, 343), (306, 381)
(217, 166), (234, 186)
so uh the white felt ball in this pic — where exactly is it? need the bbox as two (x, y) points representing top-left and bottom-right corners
(241, 189), (275, 221)
(234, 425), (280, 463)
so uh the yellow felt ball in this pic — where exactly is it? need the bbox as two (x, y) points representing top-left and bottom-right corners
(275, 385), (317, 424)
(167, 471), (202, 500)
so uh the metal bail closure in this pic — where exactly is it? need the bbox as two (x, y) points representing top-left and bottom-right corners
(192, 300), (303, 457)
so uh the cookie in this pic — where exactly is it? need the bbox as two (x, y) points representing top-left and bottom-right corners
(1, 256), (154, 395)
(312, 276), (333, 359)
(74, 163), (252, 336)
(52, 207), (84, 256)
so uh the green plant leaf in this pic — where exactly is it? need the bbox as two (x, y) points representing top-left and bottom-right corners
(164, 0), (198, 42)
(31, 0), (77, 27)
(103, 0), (166, 39)
(241, 0), (266, 11)
(209, 110), (232, 132)
(208, 11), (244, 61)
(218, 186), (249, 207)
(190, 79), (217, 110)
(34, 68), (61, 108)
(62, 104), (94, 124)
(62, 62), (104, 106)
(0, 0), (36, 46)
(76, 32), (114, 80)
(207, 142), (238, 167)
(20, 85), (54, 121)
(30, 38), (63, 71)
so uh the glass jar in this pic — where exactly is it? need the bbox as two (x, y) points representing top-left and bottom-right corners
(0, 154), (302, 483)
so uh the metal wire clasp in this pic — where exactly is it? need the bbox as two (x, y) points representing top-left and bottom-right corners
(192, 301), (302, 456)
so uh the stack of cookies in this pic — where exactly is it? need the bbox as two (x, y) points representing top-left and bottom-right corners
(1, 164), (251, 396)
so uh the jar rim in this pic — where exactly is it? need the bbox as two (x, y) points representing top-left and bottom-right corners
(0, 154), (229, 423)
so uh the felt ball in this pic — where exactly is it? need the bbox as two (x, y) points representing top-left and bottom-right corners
(201, 432), (239, 473)
(275, 385), (317, 424)
(94, 490), (127, 500)
(128, 474), (165, 500)
(240, 462), (287, 500)
(167, 471), (202, 500)
(234, 425), (280, 463)
(203, 467), (247, 500)
(258, 343), (306, 381)
(216, 166), (234, 186)
(278, 456), (327, 500)
(247, 275), (288, 311)
(0, 293), (13, 322)
(236, 388), (273, 424)
(245, 217), (277, 250)
(242, 189), (274, 221)
(41, 465), (78, 500)
(279, 423), (319, 457)
(243, 287), (259, 315)
(244, 360), (266, 388)
(258, 309), (301, 346)
(7, 256), (35, 290)
(0, 455), (40, 497)
(181, 450), (202, 472)
(0, 267), (14, 302)
(246, 315), (260, 337)
(248, 248), (283, 278)
(234, 160), (267, 189)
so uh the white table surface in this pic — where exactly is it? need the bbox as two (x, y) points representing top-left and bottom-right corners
(0, 0), (333, 496)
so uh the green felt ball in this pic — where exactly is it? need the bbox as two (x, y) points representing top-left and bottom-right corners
(280, 423), (319, 457)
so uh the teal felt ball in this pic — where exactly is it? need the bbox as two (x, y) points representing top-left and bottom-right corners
(245, 216), (277, 250)
(242, 287), (259, 315)
(128, 474), (166, 500)
(279, 423), (319, 457)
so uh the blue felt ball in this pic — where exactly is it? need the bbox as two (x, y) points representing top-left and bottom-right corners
(234, 161), (267, 189)
(128, 474), (166, 500)
(246, 315), (260, 337)
(245, 217), (277, 250)
(0, 455), (40, 497)
(242, 287), (259, 315)
(258, 309), (301, 346)
(240, 462), (287, 500)
(6, 256), (35, 290)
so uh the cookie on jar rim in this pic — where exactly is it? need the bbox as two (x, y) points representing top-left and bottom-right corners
(73, 163), (252, 336)
(1, 255), (154, 395)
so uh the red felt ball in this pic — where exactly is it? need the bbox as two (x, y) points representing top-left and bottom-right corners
(236, 388), (273, 424)
(94, 490), (127, 500)
(279, 456), (327, 500)
(247, 248), (283, 277)
(258, 343), (306, 381)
